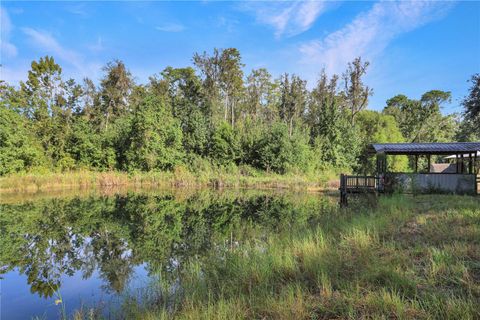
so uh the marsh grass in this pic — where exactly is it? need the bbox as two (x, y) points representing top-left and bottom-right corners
(115, 194), (480, 320)
(0, 166), (338, 194)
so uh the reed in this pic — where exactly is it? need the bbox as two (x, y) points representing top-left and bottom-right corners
(122, 195), (480, 319)
(0, 166), (338, 194)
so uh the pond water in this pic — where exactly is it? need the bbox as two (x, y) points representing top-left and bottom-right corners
(0, 189), (337, 319)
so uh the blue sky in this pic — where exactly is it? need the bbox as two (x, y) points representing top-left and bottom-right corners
(1, 1), (479, 113)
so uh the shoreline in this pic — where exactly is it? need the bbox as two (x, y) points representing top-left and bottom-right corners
(0, 169), (340, 195)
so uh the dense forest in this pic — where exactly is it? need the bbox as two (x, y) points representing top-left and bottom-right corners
(1, 48), (479, 176)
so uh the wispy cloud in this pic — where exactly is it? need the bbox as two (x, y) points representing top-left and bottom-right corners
(243, 0), (329, 38)
(88, 36), (105, 53)
(66, 3), (89, 17)
(155, 23), (185, 32)
(1, 7), (18, 59)
(22, 27), (102, 79)
(299, 1), (454, 75)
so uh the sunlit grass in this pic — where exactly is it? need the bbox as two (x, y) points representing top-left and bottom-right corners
(0, 165), (339, 194)
(117, 194), (480, 320)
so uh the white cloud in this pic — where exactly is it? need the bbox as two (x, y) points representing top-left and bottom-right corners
(22, 27), (101, 79)
(88, 36), (105, 53)
(243, 0), (328, 38)
(299, 1), (454, 75)
(1, 7), (18, 59)
(156, 23), (185, 32)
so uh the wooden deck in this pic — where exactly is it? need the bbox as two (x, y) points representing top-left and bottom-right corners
(339, 174), (380, 206)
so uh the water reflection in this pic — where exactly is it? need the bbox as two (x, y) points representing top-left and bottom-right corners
(0, 189), (335, 316)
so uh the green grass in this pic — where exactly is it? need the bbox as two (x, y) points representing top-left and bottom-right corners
(117, 195), (480, 320)
(0, 166), (341, 194)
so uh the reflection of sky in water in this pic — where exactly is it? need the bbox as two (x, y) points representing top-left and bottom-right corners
(1, 265), (149, 319)
(0, 191), (332, 318)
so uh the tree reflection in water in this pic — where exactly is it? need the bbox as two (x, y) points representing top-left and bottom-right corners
(0, 190), (335, 298)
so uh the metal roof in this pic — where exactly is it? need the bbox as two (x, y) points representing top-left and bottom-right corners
(368, 142), (480, 155)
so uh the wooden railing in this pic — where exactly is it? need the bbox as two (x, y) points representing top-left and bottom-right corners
(340, 174), (379, 192)
(339, 174), (380, 206)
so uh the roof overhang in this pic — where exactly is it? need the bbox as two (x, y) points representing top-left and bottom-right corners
(368, 142), (480, 156)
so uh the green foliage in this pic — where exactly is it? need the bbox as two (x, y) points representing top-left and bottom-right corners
(248, 123), (313, 174)
(209, 122), (241, 166)
(356, 110), (408, 174)
(0, 106), (45, 175)
(65, 118), (103, 168)
(252, 122), (293, 173)
(0, 53), (467, 177)
(383, 90), (455, 143)
(461, 74), (480, 137)
(124, 94), (184, 171)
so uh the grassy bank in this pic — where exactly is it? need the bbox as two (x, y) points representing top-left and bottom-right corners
(0, 167), (340, 194)
(116, 195), (480, 319)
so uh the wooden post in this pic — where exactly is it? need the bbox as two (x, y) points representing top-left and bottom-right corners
(427, 154), (431, 173)
(456, 154), (459, 173)
(475, 152), (478, 174)
(461, 154), (464, 174)
(339, 174), (347, 207)
(469, 153), (473, 174)
(414, 155), (418, 173)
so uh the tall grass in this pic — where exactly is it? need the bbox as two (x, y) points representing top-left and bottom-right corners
(0, 166), (340, 194)
(120, 195), (480, 319)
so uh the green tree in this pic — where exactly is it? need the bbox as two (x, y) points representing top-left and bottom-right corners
(193, 48), (244, 126)
(278, 74), (307, 136)
(124, 94), (184, 171)
(244, 68), (277, 122)
(461, 74), (480, 137)
(0, 105), (45, 174)
(209, 122), (241, 166)
(159, 67), (210, 155)
(383, 90), (455, 142)
(355, 110), (408, 174)
(342, 57), (373, 125)
(99, 60), (134, 131)
(19, 56), (79, 167)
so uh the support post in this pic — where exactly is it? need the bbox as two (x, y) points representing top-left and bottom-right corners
(475, 152), (478, 174)
(427, 154), (431, 173)
(456, 154), (459, 173)
(469, 153), (473, 174)
(339, 174), (347, 207)
(414, 155), (418, 173)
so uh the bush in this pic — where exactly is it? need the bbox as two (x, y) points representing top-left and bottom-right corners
(0, 106), (46, 175)
(209, 122), (241, 166)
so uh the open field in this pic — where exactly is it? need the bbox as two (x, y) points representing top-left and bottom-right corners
(117, 194), (480, 320)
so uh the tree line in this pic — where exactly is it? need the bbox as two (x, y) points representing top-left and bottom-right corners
(1, 49), (478, 176)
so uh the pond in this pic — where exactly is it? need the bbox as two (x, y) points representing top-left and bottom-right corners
(0, 188), (337, 319)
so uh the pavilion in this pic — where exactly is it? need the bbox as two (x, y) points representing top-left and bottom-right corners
(367, 142), (480, 194)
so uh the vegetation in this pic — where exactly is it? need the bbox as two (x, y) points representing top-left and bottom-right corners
(2, 50), (476, 181)
(3, 191), (477, 319)
(126, 194), (480, 319)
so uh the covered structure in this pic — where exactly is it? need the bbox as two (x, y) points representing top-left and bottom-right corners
(368, 142), (479, 194)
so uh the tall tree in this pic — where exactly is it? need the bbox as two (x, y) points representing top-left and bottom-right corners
(383, 90), (454, 142)
(244, 68), (276, 122)
(193, 48), (244, 126)
(124, 94), (183, 171)
(462, 74), (480, 136)
(307, 70), (339, 140)
(219, 48), (244, 126)
(99, 60), (134, 130)
(278, 74), (307, 136)
(159, 67), (209, 155)
(342, 57), (373, 125)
